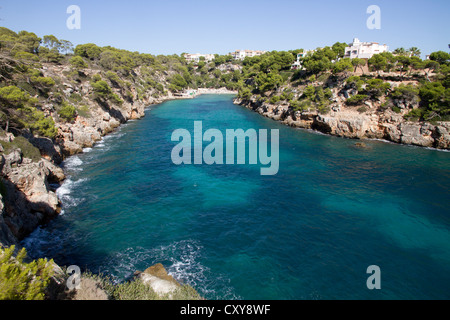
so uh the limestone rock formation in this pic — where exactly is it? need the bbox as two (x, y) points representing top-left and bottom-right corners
(236, 96), (450, 150)
(0, 149), (64, 243)
(138, 263), (181, 297)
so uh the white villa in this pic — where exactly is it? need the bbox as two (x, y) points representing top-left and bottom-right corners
(183, 53), (215, 63)
(229, 50), (267, 60)
(291, 50), (316, 70)
(344, 38), (389, 59)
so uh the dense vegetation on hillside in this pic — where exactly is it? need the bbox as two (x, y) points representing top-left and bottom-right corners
(0, 245), (54, 300)
(0, 27), (243, 141)
(237, 43), (450, 122)
(0, 25), (449, 144)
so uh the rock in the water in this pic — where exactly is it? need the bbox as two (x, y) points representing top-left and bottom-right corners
(354, 142), (368, 148)
(138, 263), (181, 297)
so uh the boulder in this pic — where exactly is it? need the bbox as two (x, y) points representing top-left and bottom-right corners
(61, 140), (83, 156)
(434, 125), (450, 149)
(29, 136), (63, 164)
(3, 148), (23, 168)
(138, 263), (181, 297)
(1, 158), (61, 240)
(400, 123), (434, 147)
(6, 160), (60, 215)
(42, 159), (66, 183)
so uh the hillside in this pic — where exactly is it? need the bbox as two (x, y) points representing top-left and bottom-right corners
(0, 27), (244, 247)
(0, 26), (449, 300)
(234, 45), (450, 149)
(1, 28), (449, 249)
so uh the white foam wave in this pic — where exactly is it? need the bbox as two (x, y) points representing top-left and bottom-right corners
(56, 178), (88, 209)
(100, 240), (238, 299)
(62, 156), (83, 172)
(83, 147), (93, 153)
(21, 227), (63, 259)
(95, 139), (105, 148)
(103, 132), (125, 142)
(367, 138), (450, 152)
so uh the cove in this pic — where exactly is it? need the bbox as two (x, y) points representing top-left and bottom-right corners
(22, 94), (450, 300)
(170, 121), (279, 175)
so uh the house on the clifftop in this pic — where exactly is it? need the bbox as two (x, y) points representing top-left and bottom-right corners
(183, 53), (215, 63)
(291, 50), (316, 70)
(344, 38), (389, 59)
(229, 49), (267, 60)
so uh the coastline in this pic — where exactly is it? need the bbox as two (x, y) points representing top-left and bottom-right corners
(6, 91), (450, 301)
(233, 97), (450, 151)
(2, 89), (447, 250)
(0, 89), (238, 250)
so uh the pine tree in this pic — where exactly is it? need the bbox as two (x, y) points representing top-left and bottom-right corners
(0, 246), (54, 300)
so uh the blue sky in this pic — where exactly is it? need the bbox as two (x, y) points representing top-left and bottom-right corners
(0, 0), (449, 57)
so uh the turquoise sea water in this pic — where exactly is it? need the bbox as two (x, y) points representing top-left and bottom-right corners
(23, 95), (450, 300)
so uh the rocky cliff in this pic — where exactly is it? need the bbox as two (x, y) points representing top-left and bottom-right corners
(234, 82), (450, 150)
(0, 59), (237, 248)
(0, 61), (170, 247)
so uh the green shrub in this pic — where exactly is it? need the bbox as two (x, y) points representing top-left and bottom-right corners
(404, 108), (425, 121)
(269, 95), (281, 104)
(19, 106), (58, 138)
(168, 74), (188, 92)
(238, 87), (252, 100)
(303, 85), (316, 99)
(92, 74), (102, 82)
(58, 102), (77, 122)
(68, 93), (82, 103)
(0, 245), (54, 300)
(14, 51), (39, 62)
(390, 84), (419, 100)
(74, 43), (103, 60)
(82, 272), (202, 300)
(292, 99), (311, 112)
(155, 83), (164, 93)
(346, 94), (369, 106)
(346, 75), (365, 91)
(69, 56), (88, 69)
(105, 71), (121, 86)
(365, 79), (391, 98)
(92, 80), (112, 98)
(317, 102), (331, 114)
(0, 86), (31, 105)
(76, 105), (91, 118)
(91, 79), (124, 105)
(357, 106), (368, 113)
(110, 93), (123, 105)
(31, 76), (55, 88)
(125, 91), (133, 102)
(109, 278), (159, 300)
(392, 106), (401, 113)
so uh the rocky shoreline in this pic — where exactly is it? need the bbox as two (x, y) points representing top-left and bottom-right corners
(0, 86), (237, 248)
(0, 87), (223, 300)
(2, 86), (449, 249)
(233, 97), (450, 151)
(1, 85), (448, 299)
